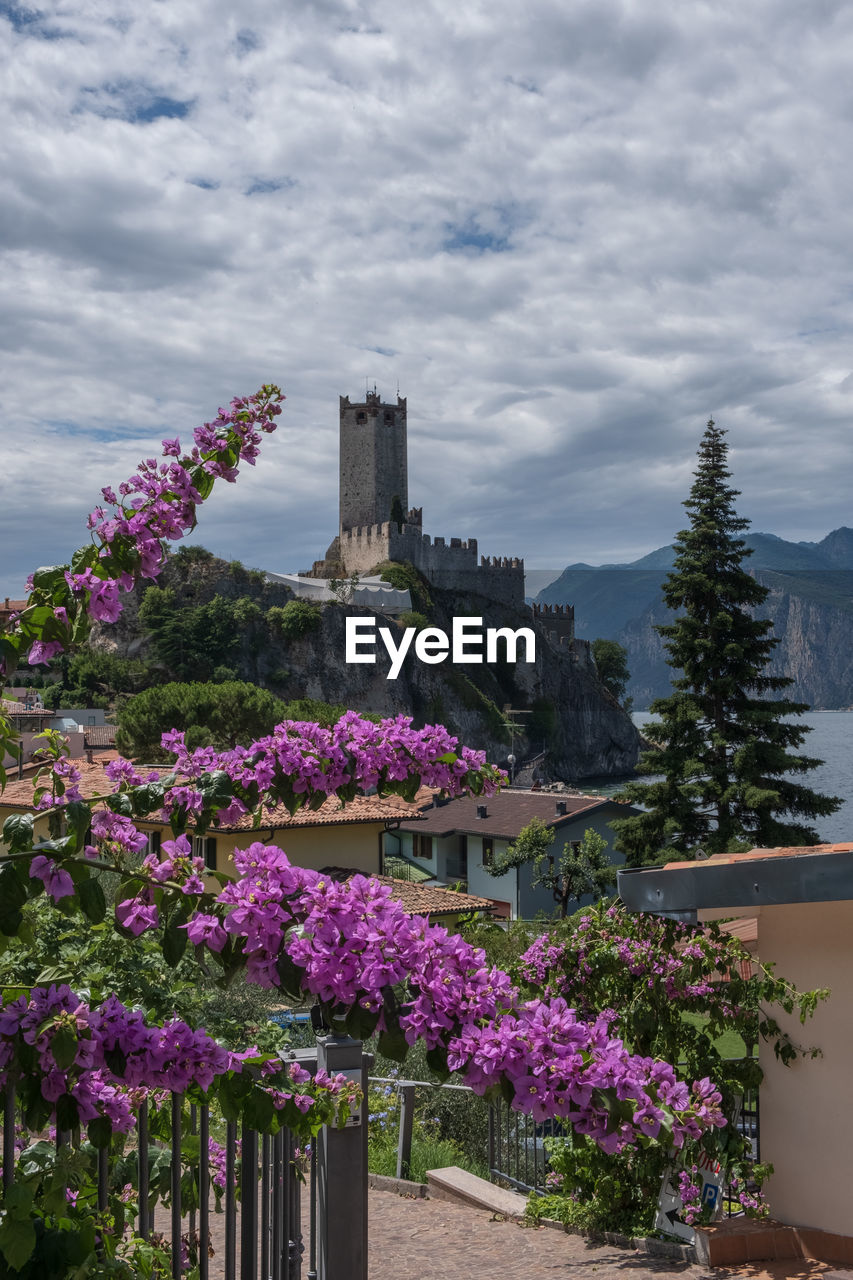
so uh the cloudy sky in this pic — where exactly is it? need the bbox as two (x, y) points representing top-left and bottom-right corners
(2, 0), (852, 597)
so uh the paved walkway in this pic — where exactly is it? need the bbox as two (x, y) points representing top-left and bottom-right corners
(366, 1190), (853, 1280)
(198, 1184), (853, 1278)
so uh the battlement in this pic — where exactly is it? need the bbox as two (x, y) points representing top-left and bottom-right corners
(531, 601), (575, 644)
(481, 555), (524, 570)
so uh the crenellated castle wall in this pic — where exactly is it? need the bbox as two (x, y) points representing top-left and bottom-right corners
(333, 521), (525, 607)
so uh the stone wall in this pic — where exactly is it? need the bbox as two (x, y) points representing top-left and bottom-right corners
(336, 521), (525, 607)
(339, 393), (408, 533)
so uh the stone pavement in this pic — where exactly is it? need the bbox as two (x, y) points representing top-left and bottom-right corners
(197, 1184), (853, 1278)
(368, 1188), (713, 1279)
(366, 1190), (853, 1280)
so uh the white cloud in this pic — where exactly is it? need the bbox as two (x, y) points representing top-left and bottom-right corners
(2, 0), (853, 595)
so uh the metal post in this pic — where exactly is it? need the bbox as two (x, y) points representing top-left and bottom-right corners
(240, 1122), (258, 1280)
(261, 1133), (270, 1280)
(171, 1094), (182, 1280)
(199, 1105), (209, 1280)
(138, 1101), (149, 1240)
(395, 1084), (415, 1181)
(315, 1036), (366, 1280)
(224, 1121), (237, 1280)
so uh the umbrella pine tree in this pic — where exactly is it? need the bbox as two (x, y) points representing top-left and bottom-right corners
(614, 419), (840, 866)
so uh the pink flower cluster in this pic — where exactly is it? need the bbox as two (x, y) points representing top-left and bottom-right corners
(158, 710), (503, 816)
(24, 387), (283, 664)
(114, 839), (726, 1153)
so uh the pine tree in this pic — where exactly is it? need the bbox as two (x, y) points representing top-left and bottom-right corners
(613, 419), (841, 866)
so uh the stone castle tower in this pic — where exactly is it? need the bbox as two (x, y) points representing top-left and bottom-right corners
(311, 390), (524, 609)
(339, 391), (410, 533)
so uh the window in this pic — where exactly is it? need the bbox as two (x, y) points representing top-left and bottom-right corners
(458, 834), (468, 876)
(356, 411), (366, 423)
(412, 833), (433, 860)
(147, 831), (161, 858)
(193, 835), (218, 871)
(482, 837), (494, 868)
(384, 411), (393, 424)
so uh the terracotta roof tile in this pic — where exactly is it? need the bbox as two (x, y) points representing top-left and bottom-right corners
(84, 725), (119, 748)
(0, 752), (124, 808)
(212, 792), (424, 832)
(664, 843), (853, 871)
(0, 756), (424, 832)
(323, 872), (494, 917)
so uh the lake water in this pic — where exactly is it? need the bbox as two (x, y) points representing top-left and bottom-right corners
(630, 711), (853, 845)
(585, 711), (853, 845)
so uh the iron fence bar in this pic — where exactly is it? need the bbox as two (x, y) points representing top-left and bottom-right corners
(3, 1084), (15, 1192)
(138, 1100), (149, 1239)
(170, 1093), (182, 1280)
(189, 1104), (197, 1253)
(271, 1131), (281, 1280)
(199, 1105), (209, 1280)
(261, 1133), (270, 1280)
(291, 1130), (304, 1280)
(307, 1136), (317, 1280)
(240, 1121), (258, 1280)
(282, 1128), (293, 1280)
(224, 1120), (237, 1280)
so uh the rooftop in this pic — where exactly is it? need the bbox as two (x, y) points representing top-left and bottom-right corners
(0, 753), (425, 831)
(321, 871), (494, 918)
(398, 789), (618, 839)
(618, 843), (853, 917)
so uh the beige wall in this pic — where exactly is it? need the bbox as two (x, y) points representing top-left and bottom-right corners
(700, 900), (853, 1237)
(219, 824), (382, 878)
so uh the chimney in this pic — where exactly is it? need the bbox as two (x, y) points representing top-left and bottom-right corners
(555, 801), (567, 816)
(476, 804), (488, 819)
(86, 749), (94, 765)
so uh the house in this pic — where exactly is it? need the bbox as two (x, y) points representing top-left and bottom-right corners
(0, 752), (426, 881)
(1, 698), (69, 772)
(618, 844), (853, 1263)
(391, 789), (639, 919)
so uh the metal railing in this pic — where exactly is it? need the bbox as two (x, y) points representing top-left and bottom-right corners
(1, 1037), (370, 1280)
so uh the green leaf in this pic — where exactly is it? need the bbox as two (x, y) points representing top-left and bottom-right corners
(65, 800), (93, 848)
(87, 1115), (113, 1149)
(1, 814), (33, 855)
(0, 1216), (36, 1271)
(425, 1045), (450, 1081)
(56, 1092), (80, 1132)
(51, 1025), (79, 1070)
(163, 920), (188, 967)
(242, 1087), (275, 1132)
(377, 1027), (408, 1064)
(78, 878), (107, 924)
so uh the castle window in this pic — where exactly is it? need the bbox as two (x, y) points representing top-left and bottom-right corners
(356, 411), (366, 423)
(384, 411), (393, 424)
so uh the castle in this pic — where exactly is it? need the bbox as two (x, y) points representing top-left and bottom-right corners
(309, 391), (525, 609)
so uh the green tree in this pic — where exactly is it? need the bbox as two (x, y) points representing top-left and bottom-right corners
(486, 818), (615, 918)
(613, 419), (841, 866)
(116, 680), (288, 759)
(591, 638), (631, 707)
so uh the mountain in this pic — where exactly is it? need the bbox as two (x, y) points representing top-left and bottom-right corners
(537, 529), (853, 709)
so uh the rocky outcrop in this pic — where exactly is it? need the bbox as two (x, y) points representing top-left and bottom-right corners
(93, 554), (641, 779)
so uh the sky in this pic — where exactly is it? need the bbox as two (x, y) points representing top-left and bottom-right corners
(2, 0), (853, 598)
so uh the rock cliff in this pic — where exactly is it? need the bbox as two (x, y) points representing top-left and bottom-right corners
(93, 552), (641, 779)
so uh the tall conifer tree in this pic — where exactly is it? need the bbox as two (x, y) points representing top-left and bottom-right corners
(614, 419), (840, 866)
